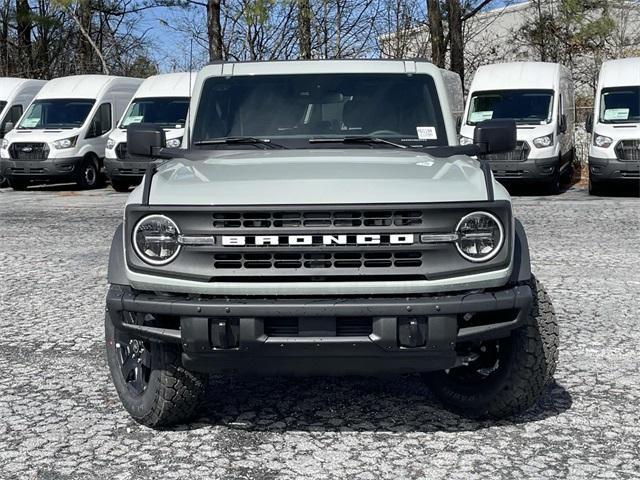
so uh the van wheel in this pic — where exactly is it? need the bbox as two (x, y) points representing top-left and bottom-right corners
(560, 162), (574, 185)
(10, 178), (29, 190)
(105, 313), (207, 428)
(110, 178), (132, 192)
(0, 175), (7, 188)
(77, 158), (100, 189)
(424, 276), (559, 419)
(546, 170), (561, 195)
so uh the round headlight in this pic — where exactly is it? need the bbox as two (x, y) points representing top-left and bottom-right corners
(455, 212), (504, 262)
(133, 215), (181, 265)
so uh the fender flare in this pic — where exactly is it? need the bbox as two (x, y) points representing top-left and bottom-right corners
(510, 218), (532, 284)
(107, 223), (129, 286)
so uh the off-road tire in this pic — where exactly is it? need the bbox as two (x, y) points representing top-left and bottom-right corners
(424, 276), (559, 418)
(110, 178), (132, 193)
(105, 313), (207, 428)
(9, 178), (29, 190)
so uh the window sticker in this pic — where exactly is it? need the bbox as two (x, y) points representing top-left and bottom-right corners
(416, 126), (437, 140)
(124, 115), (144, 125)
(603, 108), (629, 120)
(470, 111), (493, 122)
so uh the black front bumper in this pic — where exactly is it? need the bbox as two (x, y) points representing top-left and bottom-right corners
(589, 156), (640, 182)
(489, 156), (558, 181)
(104, 158), (147, 183)
(1, 157), (83, 182)
(106, 284), (533, 375)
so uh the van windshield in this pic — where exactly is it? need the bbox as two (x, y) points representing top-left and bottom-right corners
(18, 99), (95, 129)
(599, 87), (640, 123)
(120, 97), (190, 129)
(467, 90), (554, 125)
(192, 73), (447, 148)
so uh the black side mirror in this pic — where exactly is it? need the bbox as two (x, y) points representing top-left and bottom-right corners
(559, 114), (567, 134)
(473, 119), (517, 154)
(127, 124), (166, 158)
(585, 113), (593, 133)
(455, 116), (462, 134)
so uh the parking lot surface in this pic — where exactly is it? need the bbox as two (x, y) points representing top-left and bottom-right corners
(1, 183), (639, 479)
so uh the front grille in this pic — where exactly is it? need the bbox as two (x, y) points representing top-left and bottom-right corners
(264, 317), (373, 337)
(480, 140), (529, 161)
(213, 251), (422, 270)
(615, 140), (640, 161)
(213, 210), (424, 229)
(9, 142), (49, 161)
(115, 142), (127, 160)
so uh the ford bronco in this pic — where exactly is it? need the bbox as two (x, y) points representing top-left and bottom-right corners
(105, 60), (559, 427)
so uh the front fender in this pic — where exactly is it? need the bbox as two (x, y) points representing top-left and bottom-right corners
(107, 223), (129, 286)
(510, 218), (532, 284)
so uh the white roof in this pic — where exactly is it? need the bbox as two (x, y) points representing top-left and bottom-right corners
(599, 57), (640, 88)
(35, 75), (142, 100)
(133, 72), (196, 99)
(0, 77), (46, 101)
(470, 62), (563, 92)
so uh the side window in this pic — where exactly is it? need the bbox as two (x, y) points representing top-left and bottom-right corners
(87, 103), (112, 138)
(1, 105), (23, 134)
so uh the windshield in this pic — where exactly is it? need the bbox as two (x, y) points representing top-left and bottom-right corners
(120, 97), (190, 129)
(192, 73), (447, 148)
(467, 89), (554, 125)
(599, 86), (640, 123)
(18, 99), (94, 129)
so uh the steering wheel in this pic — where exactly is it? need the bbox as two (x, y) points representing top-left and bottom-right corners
(368, 130), (401, 137)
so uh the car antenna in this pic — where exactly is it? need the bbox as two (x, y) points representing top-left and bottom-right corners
(141, 39), (195, 206)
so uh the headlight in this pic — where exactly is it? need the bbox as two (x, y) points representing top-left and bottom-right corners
(53, 136), (78, 149)
(455, 212), (504, 262)
(459, 136), (473, 146)
(1, 139), (8, 150)
(165, 137), (183, 148)
(106, 138), (116, 150)
(133, 215), (181, 265)
(594, 134), (613, 148)
(533, 134), (553, 148)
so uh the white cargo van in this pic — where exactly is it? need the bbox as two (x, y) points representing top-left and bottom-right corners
(0, 75), (142, 190)
(586, 57), (640, 195)
(104, 72), (194, 192)
(461, 62), (575, 193)
(0, 78), (47, 186)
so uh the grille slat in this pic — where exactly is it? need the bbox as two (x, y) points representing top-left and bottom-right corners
(615, 140), (640, 161)
(9, 142), (49, 161)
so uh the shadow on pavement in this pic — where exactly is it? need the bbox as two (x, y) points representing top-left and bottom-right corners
(181, 375), (572, 433)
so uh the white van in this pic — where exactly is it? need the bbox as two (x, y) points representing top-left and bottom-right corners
(0, 78), (47, 186)
(0, 75), (142, 190)
(461, 62), (575, 193)
(104, 72), (194, 192)
(586, 57), (640, 195)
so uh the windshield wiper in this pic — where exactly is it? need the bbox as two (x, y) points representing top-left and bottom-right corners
(309, 136), (407, 149)
(193, 136), (287, 149)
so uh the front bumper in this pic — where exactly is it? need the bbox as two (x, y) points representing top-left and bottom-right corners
(589, 156), (640, 181)
(0, 157), (83, 182)
(106, 283), (532, 375)
(489, 156), (558, 181)
(104, 157), (147, 182)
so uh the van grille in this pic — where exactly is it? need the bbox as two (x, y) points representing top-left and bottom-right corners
(480, 140), (529, 161)
(615, 140), (640, 161)
(9, 143), (49, 161)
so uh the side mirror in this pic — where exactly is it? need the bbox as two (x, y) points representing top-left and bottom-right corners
(455, 116), (462, 134)
(127, 123), (166, 158)
(473, 119), (516, 154)
(585, 113), (593, 133)
(559, 114), (567, 134)
(4, 121), (14, 132)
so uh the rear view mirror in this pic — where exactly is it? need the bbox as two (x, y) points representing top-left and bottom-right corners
(585, 113), (593, 133)
(473, 119), (516, 154)
(127, 124), (166, 158)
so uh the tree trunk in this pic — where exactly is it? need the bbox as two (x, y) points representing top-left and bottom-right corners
(427, 0), (445, 67)
(448, 0), (464, 85)
(16, 0), (32, 75)
(207, 0), (223, 61)
(77, 0), (93, 73)
(0, 0), (9, 76)
(298, 0), (312, 59)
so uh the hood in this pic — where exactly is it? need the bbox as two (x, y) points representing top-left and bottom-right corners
(132, 149), (505, 206)
(5, 128), (82, 144)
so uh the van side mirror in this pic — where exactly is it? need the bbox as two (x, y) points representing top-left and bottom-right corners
(559, 114), (567, 134)
(4, 121), (14, 133)
(473, 119), (516, 154)
(455, 116), (462, 134)
(585, 113), (593, 133)
(127, 124), (166, 158)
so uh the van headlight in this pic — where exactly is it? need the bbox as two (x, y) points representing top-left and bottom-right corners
(533, 134), (553, 148)
(455, 212), (504, 262)
(165, 137), (183, 148)
(1, 139), (8, 150)
(133, 215), (181, 265)
(106, 138), (116, 150)
(593, 134), (613, 148)
(53, 136), (78, 149)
